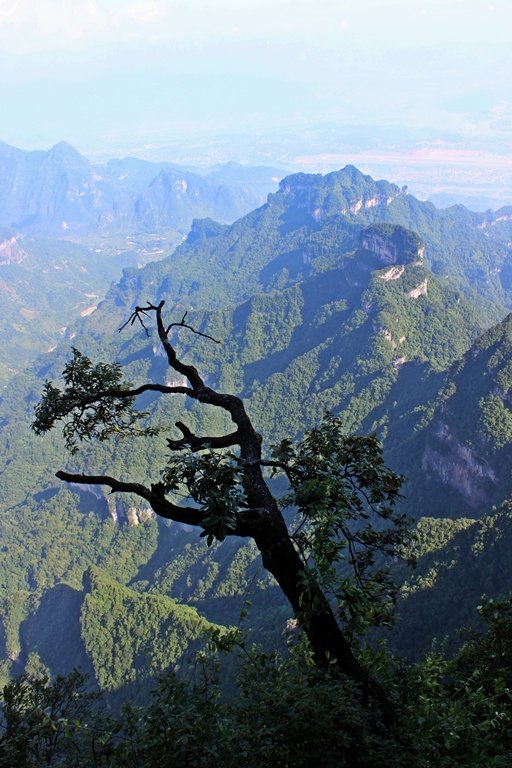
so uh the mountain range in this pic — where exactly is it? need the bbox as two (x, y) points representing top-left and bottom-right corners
(0, 162), (511, 692)
(0, 141), (281, 238)
(0, 142), (282, 383)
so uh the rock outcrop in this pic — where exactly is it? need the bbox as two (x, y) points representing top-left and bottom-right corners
(359, 223), (425, 267)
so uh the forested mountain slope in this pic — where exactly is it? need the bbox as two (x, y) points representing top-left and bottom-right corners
(0, 233), (139, 383)
(385, 313), (512, 519)
(0, 165), (511, 688)
(95, 166), (512, 339)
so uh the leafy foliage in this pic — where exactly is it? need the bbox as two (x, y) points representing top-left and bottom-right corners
(271, 415), (407, 635)
(479, 394), (512, 450)
(398, 595), (512, 765)
(0, 670), (107, 767)
(33, 348), (148, 453)
(162, 452), (245, 545)
(3, 594), (512, 767)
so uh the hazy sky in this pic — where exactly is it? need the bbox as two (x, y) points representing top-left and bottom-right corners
(0, 0), (511, 160)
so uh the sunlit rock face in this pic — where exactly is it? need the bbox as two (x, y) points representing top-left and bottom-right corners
(0, 235), (26, 265)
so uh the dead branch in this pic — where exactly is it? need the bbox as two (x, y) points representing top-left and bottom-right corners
(119, 302), (221, 344)
(166, 311), (221, 344)
(118, 305), (153, 335)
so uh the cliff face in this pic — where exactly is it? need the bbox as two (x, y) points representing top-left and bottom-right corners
(392, 314), (512, 519)
(421, 421), (497, 508)
(359, 223), (425, 266)
(477, 205), (512, 236)
(72, 483), (154, 526)
(0, 236), (26, 265)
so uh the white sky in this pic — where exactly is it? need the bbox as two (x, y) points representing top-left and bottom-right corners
(0, 0), (511, 156)
(0, 0), (508, 50)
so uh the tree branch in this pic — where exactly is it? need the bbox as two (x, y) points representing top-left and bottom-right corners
(73, 382), (194, 407)
(118, 306), (153, 335)
(119, 305), (221, 344)
(55, 471), (205, 526)
(124, 301), (207, 391)
(114, 303), (263, 462)
(167, 421), (241, 452)
(165, 311), (221, 344)
(42, 302), (401, 724)
(256, 458), (301, 484)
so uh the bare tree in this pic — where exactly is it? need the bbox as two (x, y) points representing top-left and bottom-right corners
(34, 300), (408, 725)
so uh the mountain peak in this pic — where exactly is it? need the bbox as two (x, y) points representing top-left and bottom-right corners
(273, 165), (402, 221)
(47, 141), (89, 169)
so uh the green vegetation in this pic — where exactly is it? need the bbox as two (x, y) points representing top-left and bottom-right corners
(0, 237), (133, 384)
(0, 164), (511, 707)
(33, 300), (412, 721)
(2, 594), (512, 766)
(91, 165), (510, 328)
(393, 501), (512, 657)
(479, 394), (512, 450)
(389, 313), (512, 520)
(81, 567), (216, 691)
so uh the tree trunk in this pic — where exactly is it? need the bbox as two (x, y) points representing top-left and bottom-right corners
(253, 523), (396, 726)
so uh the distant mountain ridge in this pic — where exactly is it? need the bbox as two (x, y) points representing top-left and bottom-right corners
(0, 141), (283, 382)
(91, 164), (512, 337)
(274, 165), (404, 219)
(0, 140), (281, 237)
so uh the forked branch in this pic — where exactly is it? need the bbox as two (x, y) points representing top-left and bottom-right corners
(119, 302), (221, 344)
